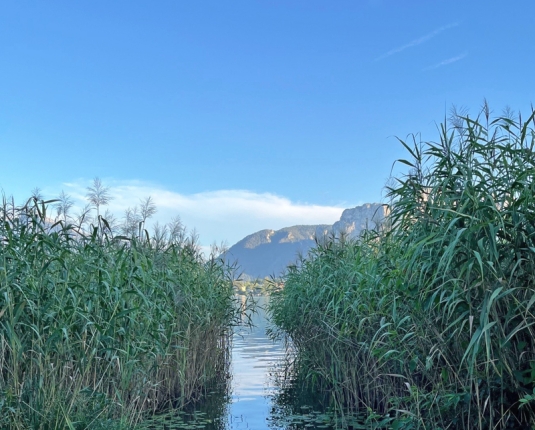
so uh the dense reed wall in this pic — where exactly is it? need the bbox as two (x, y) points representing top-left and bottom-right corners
(270, 106), (535, 429)
(0, 199), (237, 429)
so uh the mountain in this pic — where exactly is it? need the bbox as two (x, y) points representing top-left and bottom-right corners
(224, 225), (330, 280)
(225, 203), (387, 280)
(332, 203), (388, 238)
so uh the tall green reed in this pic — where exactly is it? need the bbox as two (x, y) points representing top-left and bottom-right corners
(0, 196), (238, 429)
(270, 104), (535, 429)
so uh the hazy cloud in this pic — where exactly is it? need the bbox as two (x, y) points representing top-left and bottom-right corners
(375, 22), (459, 61)
(423, 53), (467, 71)
(58, 180), (348, 250)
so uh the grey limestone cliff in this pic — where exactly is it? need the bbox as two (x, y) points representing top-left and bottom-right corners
(332, 203), (388, 239)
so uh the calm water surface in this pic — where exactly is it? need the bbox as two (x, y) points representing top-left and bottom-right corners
(226, 295), (287, 428)
(217, 295), (343, 429)
(143, 295), (349, 429)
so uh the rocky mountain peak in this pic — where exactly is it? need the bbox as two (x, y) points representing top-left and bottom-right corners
(332, 203), (388, 238)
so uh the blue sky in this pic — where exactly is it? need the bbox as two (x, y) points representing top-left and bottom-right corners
(1, 0), (534, 249)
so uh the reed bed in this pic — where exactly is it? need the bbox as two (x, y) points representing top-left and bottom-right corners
(269, 104), (535, 429)
(0, 197), (238, 429)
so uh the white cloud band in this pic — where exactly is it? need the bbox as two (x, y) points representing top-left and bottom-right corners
(56, 180), (347, 249)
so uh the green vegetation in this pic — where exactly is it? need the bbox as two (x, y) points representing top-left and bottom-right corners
(0, 190), (239, 429)
(269, 104), (535, 429)
(233, 278), (282, 296)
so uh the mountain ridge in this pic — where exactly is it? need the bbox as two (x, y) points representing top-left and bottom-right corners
(224, 203), (387, 279)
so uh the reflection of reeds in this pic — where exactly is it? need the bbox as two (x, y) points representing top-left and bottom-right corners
(0, 197), (238, 429)
(270, 105), (535, 429)
(268, 342), (363, 429)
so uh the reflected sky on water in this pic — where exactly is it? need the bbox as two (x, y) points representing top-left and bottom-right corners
(227, 295), (287, 429)
(141, 295), (343, 429)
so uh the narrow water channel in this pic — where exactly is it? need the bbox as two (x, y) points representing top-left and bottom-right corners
(141, 295), (348, 429)
(216, 295), (342, 429)
(227, 294), (288, 428)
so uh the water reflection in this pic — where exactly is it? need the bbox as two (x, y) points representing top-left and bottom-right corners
(227, 295), (287, 428)
(222, 295), (344, 429)
(140, 295), (346, 430)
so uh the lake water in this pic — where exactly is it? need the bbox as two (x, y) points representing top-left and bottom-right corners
(223, 294), (288, 428)
(141, 295), (355, 429)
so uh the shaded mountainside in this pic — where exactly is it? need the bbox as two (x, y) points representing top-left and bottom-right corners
(225, 225), (330, 280)
(225, 203), (387, 280)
